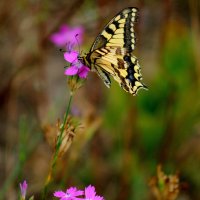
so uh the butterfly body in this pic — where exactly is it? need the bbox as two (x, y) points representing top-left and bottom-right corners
(80, 7), (146, 95)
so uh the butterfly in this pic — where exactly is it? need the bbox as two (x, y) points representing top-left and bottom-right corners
(79, 7), (147, 95)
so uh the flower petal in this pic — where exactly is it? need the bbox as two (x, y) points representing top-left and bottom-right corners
(50, 28), (69, 47)
(64, 66), (79, 76)
(64, 51), (78, 63)
(50, 25), (84, 48)
(69, 26), (84, 44)
(19, 180), (28, 198)
(61, 197), (69, 200)
(54, 191), (66, 197)
(85, 185), (96, 199)
(67, 187), (84, 197)
(78, 66), (90, 79)
(49, 25), (69, 47)
(94, 195), (104, 200)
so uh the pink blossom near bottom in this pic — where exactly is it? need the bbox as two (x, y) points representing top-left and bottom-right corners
(84, 185), (104, 200)
(54, 187), (84, 200)
(54, 185), (104, 200)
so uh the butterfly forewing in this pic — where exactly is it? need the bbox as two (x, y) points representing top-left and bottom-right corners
(90, 7), (138, 52)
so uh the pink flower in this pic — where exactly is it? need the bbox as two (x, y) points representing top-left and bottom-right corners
(19, 180), (28, 199)
(54, 187), (84, 200)
(50, 24), (89, 78)
(84, 185), (104, 200)
(64, 51), (90, 79)
(64, 51), (79, 63)
(50, 25), (84, 47)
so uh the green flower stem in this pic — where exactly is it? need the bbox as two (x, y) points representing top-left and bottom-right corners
(42, 94), (73, 200)
(52, 94), (73, 169)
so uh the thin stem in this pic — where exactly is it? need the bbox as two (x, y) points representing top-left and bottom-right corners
(52, 94), (73, 168)
(42, 94), (73, 200)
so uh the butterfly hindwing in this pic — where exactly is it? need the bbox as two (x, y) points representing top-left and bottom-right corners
(89, 46), (146, 95)
(90, 7), (138, 52)
(94, 66), (111, 88)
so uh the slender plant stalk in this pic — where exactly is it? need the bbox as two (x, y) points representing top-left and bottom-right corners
(42, 94), (73, 199)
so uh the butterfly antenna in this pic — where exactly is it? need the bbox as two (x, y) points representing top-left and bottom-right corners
(75, 34), (81, 55)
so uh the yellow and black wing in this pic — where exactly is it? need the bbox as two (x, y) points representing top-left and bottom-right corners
(90, 7), (138, 52)
(89, 46), (146, 95)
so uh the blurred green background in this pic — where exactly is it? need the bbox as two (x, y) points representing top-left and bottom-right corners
(0, 0), (200, 199)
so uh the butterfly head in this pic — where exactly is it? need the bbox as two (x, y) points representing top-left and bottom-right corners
(77, 53), (90, 68)
(77, 54), (83, 63)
